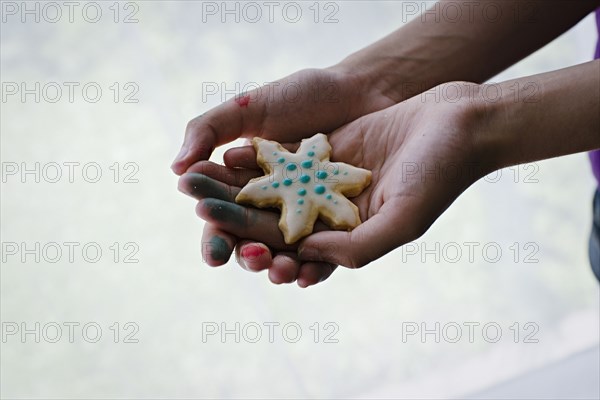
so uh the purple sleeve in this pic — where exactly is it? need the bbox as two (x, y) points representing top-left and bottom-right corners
(590, 8), (600, 186)
(596, 9), (600, 60)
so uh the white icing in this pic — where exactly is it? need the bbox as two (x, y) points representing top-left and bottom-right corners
(236, 133), (371, 244)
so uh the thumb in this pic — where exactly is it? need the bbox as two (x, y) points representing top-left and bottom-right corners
(298, 201), (415, 269)
(172, 94), (260, 175)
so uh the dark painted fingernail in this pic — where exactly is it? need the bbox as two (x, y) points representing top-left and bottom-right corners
(208, 236), (231, 263)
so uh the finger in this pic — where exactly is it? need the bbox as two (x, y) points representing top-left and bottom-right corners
(201, 223), (236, 267)
(235, 241), (272, 272)
(195, 198), (294, 251)
(185, 160), (261, 187)
(268, 253), (300, 284)
(298, 199), (416, 269)
(196, 198), (332, 251)
(172, 109), (236, 175)
(179, 173), (239, 202)
(223, 146), (259, 170)
(296, 262), (337, 288)
(172, 95), (263, 175)
(223, 142), (301, 170)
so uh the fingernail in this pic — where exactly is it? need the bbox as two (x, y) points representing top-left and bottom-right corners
(204, 236), (232, 266)
(241, 243), (267, 262)
(297, 278), (310, 288)
(240, 244), (270, 272)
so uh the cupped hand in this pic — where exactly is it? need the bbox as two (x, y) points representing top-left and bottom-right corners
(174, 66), (396, 286)
(179, 82), (494, 285)
(172, 66), (394, 175)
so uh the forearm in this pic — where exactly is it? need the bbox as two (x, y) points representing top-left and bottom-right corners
(335, 0), (598, 102)
(477, 60), (600, 170)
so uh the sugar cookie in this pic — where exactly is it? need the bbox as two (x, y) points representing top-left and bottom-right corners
(235, 133), (371, 244)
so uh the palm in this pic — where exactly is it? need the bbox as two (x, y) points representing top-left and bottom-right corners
(316, 94), (482, 267)
(175, 67), (398, 286)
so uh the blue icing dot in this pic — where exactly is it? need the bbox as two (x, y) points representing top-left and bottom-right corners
(261, 185), (267, 190)
(286, 163), (297, 171)
(334, 169), (339, 175)
(272, 182), (280, 188)
(277, 157), (285, 164)
(326, 194), (332, 200)
(301, 160), (313, 169)
(296, 209), (302, 214)
(307, 151), (315, 157)
(314, 185), (326, 195)
(311, 145), (316, 149)
(316, 170), (327, 180)
(273, 152), (277, 155)
(283, 179), (293, 186)
(299, 174), (310, 183)
(297, 199), (304, 205)
(297, 188), (307, 196)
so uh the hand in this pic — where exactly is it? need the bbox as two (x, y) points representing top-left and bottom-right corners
(179, 82), (493, 283)
(174, 65), (396, 286)
(172, 66), (395, 174)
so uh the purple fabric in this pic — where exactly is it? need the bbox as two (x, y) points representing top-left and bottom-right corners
(591, 8), (600, 185)
(596, 8), (600, 59)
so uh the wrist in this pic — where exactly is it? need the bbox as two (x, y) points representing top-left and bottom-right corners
(429, 82), (505, 180)
(466, 83), (513, 177)
(328, 53), (379, 94)
(333, 51), (407, 102)
(326, 58), (398, 119)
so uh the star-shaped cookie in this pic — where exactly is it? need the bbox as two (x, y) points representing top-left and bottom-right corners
(235, 133), (372, 244)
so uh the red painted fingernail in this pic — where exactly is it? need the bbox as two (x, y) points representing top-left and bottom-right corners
(241, 244), (266, 261)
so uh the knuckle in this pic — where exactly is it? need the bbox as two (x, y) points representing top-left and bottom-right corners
(345, 254), (368, 270)
(186, 114), (206, 132)
(191, 142), (215, 158)
(242, 206), (252, 229)
(406, 221), (429, 243)
(196, 160), (217, 176)
(185, 119), (200, 134)
(344, 231), (370, 269)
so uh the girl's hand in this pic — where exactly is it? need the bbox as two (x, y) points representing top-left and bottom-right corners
(179, 82), (490, 284)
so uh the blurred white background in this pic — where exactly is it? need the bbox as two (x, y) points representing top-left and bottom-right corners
(1, 1), (599, 399)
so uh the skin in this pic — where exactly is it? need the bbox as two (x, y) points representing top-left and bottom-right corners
(174, 0), (600, 287)
(207, 236), (232, 264)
